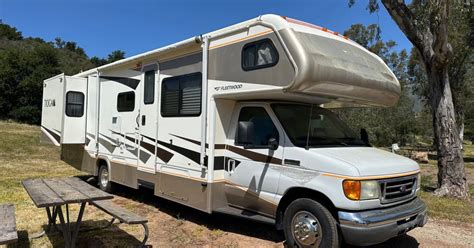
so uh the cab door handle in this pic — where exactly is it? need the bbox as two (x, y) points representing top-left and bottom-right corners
(141, 115), (146, 126)
(227, 159), (236, 174)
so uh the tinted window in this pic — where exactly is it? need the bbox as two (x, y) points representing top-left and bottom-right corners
(144, 70), (155, 104)
(161, 72), (202, 117)
(236, 107), (279, 146)
(242, 39), (279, 71)
(117, 91), (135, 112)
(65, 91), (84, 117)
(272, 104), (366, 148)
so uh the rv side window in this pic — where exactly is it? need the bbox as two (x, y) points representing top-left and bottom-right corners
(144, 70), (155, 104)
(242, 38), (279, 71)
(65, 91), (84, 117)
(235, 107), (279, 147)
(161, 72), (202, 117)
(117, 91), (135, 112)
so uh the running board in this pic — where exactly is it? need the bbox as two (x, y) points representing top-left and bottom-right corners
(214, 206), (275, 225)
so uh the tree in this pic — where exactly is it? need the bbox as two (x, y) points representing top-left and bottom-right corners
(350, 0), (469, 198)
(408, 3), (473, 148)
(0, 24), (22, 40)
(90, 56), (108, 67)
(107, 50), (125, 63)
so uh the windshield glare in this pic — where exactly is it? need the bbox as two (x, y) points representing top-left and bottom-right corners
(271, 104), (366, 148)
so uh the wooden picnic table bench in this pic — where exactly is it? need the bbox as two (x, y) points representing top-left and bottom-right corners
(22, 177), (113, 248)
(91, 200), (149, 245)
(0, 204), (17, 245)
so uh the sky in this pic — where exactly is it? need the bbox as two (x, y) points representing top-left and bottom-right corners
(0, 0), (413, 59)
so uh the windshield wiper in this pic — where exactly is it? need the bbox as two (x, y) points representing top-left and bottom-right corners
(305, 137), (348, 149)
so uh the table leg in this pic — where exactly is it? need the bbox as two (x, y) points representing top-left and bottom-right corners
(30, 206), (60, 239)
(54, 203), (87, 248)
(70, 203), (86, 248)
(56, 205), (72, 248)
(46, 206), (60, 231)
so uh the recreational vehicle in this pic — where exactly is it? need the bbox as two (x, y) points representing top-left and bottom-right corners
(41, 14), (427, 247)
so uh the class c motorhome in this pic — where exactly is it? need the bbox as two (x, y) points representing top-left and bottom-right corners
(41, 14), (427, 247)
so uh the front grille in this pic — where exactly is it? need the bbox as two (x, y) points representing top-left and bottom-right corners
(379, 175), (417, 204)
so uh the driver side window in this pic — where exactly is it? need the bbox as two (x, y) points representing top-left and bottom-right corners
(235, 107), (279, 147)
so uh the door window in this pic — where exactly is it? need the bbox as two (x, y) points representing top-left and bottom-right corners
(143, 70), (155, 104)
(65, 91), (84, 117)
(235, 107), (279, 147)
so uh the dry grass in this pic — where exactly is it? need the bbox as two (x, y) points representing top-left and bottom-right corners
(0, 121), (473, 248)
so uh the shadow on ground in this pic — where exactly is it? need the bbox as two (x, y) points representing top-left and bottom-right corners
(78, 176), (421, 248)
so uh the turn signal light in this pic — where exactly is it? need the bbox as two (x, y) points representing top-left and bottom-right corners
(343, 180), (361, 200)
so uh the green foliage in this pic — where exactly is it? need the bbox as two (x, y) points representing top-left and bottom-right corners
(336, 24), (423, 147)
(107, 50), (126, 63)
(0, 23), (23, 40)
(0, 23), (125, 124)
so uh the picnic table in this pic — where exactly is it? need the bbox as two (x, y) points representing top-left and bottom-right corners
(22, 177), (113, 248)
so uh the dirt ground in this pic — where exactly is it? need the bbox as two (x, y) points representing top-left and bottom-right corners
(68, 183), (473, 248)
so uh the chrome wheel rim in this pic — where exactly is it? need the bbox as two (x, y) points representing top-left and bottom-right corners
(291, 211), (322, 247)
(100, 168), (109, 188)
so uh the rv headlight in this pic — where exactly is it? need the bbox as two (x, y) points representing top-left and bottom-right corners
(343, 180), (380, 200)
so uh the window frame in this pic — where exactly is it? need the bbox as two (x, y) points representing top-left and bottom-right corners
(160, 72), (202, 117)
(117, 91), (135, 112)
(241, 38), (279, 71)
(143, 70), (155, 105)
(234, 106), (280, 148)
(65, 91), (85, 117)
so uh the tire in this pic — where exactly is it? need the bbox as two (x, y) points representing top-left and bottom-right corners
(98, 165), (114, 193)
(283, 198), (339, 248)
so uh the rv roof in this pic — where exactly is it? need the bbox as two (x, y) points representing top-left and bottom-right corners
(74, 14), (352, 77)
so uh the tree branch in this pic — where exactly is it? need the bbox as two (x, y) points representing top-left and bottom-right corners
(381, 0), (433, 60)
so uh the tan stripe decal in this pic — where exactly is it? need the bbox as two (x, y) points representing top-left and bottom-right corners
(210, 29), (274, 50)
(227, 145), (282, 165)
(321, 170), (420, 180)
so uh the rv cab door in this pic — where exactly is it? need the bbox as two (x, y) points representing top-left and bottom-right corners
(61, 76), (88, 144)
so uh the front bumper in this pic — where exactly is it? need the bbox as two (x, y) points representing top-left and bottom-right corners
(338, 197), (428, 246)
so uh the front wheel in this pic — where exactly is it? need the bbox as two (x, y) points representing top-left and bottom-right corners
(283, 198), (339, 248)
(98, 165), (114, 193)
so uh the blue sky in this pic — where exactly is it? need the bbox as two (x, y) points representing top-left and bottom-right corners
(0, 0), (412, 58)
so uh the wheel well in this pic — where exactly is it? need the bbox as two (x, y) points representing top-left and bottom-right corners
(275, 187), (338, 230)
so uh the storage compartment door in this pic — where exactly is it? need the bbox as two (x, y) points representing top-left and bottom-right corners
(61, 76), (88, 144)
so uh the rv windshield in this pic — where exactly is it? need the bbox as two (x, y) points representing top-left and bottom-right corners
(271, 104), (367, 148)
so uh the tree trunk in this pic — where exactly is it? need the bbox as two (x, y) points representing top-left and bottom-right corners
(428, 65), (469, 198)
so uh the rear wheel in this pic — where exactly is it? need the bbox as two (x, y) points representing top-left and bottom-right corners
(283, 198), (339, 248)
(98, 165), (114, 193)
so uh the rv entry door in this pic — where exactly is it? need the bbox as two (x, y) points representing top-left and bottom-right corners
(61, 76), (88, 144)
(137, 64), (159, 173)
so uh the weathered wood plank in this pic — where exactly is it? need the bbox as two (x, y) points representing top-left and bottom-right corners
(91, 200), (147, 225)
(22, 179), (64, 207)
(43, 178), (90, 204)
(0, 204), (18, 245)
(63, 177), (112, 201)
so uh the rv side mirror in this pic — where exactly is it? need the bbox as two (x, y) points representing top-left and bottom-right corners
(268, 137), (278, 150)
(360, 128), (369, 144)
(237, 121), (254, 146)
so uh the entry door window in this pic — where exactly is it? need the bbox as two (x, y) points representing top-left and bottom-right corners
(235, 107), (279, 147)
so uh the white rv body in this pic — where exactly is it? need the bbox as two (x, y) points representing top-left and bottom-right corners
(41, 14), (426, 246)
